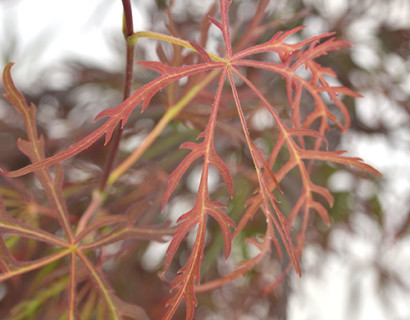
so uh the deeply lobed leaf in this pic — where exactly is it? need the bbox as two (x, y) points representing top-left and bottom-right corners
(1, 62), (223, 178)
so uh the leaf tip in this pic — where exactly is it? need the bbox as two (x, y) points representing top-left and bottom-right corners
(2, 62), (15, 75)
(0, 168), (8, 176)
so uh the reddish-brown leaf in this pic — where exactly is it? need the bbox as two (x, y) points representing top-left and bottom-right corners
(1, 62), (223, 178)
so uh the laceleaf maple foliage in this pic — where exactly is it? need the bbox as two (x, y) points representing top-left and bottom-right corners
(0, 0), (382, 319)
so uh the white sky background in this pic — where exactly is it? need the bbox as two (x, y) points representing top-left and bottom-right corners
(0, 0), (150, 87)
(1, 0), (410, 319)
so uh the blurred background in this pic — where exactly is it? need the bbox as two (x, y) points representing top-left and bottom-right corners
(0, 0), (409, 319)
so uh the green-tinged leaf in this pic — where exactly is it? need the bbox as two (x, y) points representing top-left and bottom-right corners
(0, 197), (68, 247)
(9, 275), (69, 320)
(0, 248), (71, 282)
(0, 237), (19, 273)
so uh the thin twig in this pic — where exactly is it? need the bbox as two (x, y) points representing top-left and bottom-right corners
(98, 0), (135, 192)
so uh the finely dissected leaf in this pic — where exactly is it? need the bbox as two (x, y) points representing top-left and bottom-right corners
(300, 149), (383, 176)
(193, 0), (381, 300)
(228, 64), (370, 274)
(2, 64), (74, 241)
(2, 63), (45, 161)
(163, 215), (207, 320)
(162, 66), (235, 319)
(161, 135), (234, 210)
(2, 64), (40, 135)
(205, 201), (235, 260)
(1, 62), (224, 178)
(231, 26), (333, 61)
(208, 0), (232, 58)
(0, 248), (71, 282)
(227, 66), (301, 274)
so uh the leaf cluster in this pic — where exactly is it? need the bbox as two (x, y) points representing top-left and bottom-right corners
(0, 1), (382, 319)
